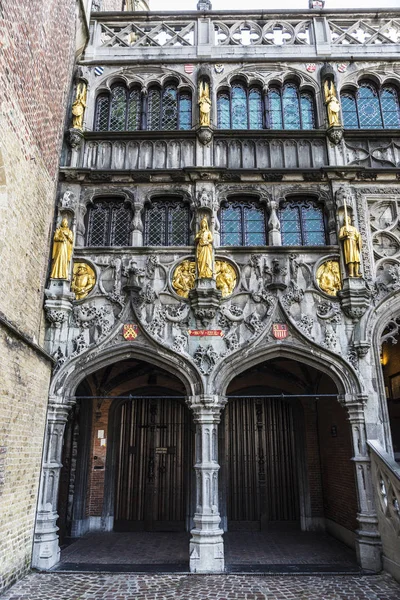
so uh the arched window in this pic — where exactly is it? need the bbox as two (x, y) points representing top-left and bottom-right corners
(147, 85), (192, 131)
(220, 199), (267, 246)
(217, 83), (264, 130)
(341, 82), (400, 129)
(267, 83), (315, 130)
(94, 84), (192, 131)
(86, 199), (132, 247)
(94, 85), (142, 132)
(144, 199), (190, 246)
(280, 198), (326, 246)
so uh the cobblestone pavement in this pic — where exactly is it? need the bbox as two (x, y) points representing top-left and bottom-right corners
(2, 573), (400, 600)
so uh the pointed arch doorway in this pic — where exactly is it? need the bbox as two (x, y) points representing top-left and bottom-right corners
(57, 358), (194, 554)
(221, 356), (360, 568)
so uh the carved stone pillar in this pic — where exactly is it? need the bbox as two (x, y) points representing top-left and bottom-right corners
(132, 201), (144, 247)
(190, 398), (225, 573)
(32, 400), (72, 570)
(267, 199), (281, 246)
(340, 394), (382, 572)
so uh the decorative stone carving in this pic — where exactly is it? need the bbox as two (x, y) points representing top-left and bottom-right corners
(194, 345), (218, 375)
(327, 127), (343, 145)
(338, 278), (372, 322)
(67, 128), (84, 150)
(45, 310), (67, 328)
(265, 258), (288, 291)
(282, 281), (304, 308)
(172, 260), (196, 298)
(297, 315), (315, 339)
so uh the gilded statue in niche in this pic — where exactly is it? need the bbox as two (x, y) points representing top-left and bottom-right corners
(50, 217), (74, 280)
(195, 217), (214, 279)
(324, 80), (341, 128)
(72, 81), (87, 131)
(216, 261), (236, 297)
(339, 215), (362, 277)
(71, 263), (96, 300)
(316, 261), (342, 296)
(198, 81), (211, 127)
(172, 260), (196, 298)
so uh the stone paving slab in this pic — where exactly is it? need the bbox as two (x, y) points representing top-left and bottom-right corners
(2, 573), (400, 600)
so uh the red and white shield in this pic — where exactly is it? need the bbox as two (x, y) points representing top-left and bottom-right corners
(306, 63), (317, 73)
(273, 324), (288, 340)
(123, 323), (139, 341)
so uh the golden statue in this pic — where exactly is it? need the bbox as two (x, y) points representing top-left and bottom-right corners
(71, 263), (96, 300)
(324, 80), (341, 128)
(316, 261), (342, 296)
(50, 218), (74, 280)
(339, 215), (362, 278)
(172, 260), (196, 298)
(216, 261), (237, 297)
(199, 81), (211, 127)
(195, 217), (214, 279)
(72, 82), (87, 130)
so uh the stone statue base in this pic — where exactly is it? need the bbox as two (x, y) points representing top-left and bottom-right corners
(189, 278), (222, 328)
(338, 277), (371, 321)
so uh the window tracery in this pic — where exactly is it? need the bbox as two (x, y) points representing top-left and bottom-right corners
(341, 81), (400, 129)
(217, 83), (264, 130)
(267, 83), (315, 130)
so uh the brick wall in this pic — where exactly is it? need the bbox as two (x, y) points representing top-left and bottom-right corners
(0, 329), (51, 591)
(317, 398), (358, 532)
(0, 0), (77, 592)
(87, 400), (112, 517)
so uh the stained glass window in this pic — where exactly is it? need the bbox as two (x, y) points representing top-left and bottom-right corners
(232, 84), (248, 129)
(249, 88), (263, 129)
(268, 84), (315, 130)
(280, 199), (326, 246)
(358, 83), (382, 129)
(144, 199), (190, 246)
(109, 86), (127, 132)
(162, 85), (178, 130)
(217, 85), (264, 130)
(95, 95), (110, 131)
(341, 82), (400, 130)
(127, 88), (141, 131)
(87, 200), (132, 247)
(217, 92), (231, 129)
(221, 200), (266, 247)
(94, 85), (192, 131)
(179, 93), (192, 130)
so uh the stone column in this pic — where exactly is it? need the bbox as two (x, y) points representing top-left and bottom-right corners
(340, 394), (382, 572)
(132, 200), (144, 247)
(32, 400), (72, 570)
(189, 398), (225, 573)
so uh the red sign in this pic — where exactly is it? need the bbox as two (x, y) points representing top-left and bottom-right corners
(188, 330), (224, 337)
(123, 323), (139, 341)
(273, 324), (288, 340)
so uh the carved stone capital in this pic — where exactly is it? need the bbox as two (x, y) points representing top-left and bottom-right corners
(189, 279), (222, 327)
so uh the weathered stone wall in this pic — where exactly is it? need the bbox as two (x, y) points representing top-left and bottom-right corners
(0, 0), (77, 592)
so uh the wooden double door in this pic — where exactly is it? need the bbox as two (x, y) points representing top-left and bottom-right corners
(224, 397), (300, 530)
(114, 398), (191, 532)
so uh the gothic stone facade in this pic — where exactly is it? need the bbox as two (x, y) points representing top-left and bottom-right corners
(34, 6), (400, 578)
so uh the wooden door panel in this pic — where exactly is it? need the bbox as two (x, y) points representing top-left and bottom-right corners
(114, 398), (188, 532)
(226, 398), (300, 530)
